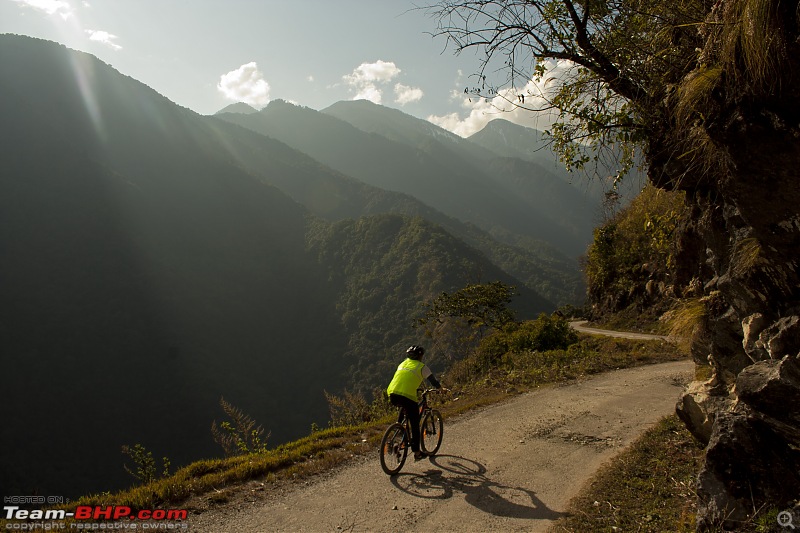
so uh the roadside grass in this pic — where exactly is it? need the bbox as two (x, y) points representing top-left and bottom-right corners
(552, 414), (705, 532)
(445, 333), (686, 392)
(7, 329), (689, 526)
(586, 304), (671, 335)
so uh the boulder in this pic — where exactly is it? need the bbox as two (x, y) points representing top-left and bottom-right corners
(675, 379), (733, 445)
(741, 313), (768, 362)
(696, 356), (800, 530)
(737, 354), (800, 426)
(759, 315), (800, 360)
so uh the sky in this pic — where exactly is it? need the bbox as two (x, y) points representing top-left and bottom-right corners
(0, 0), (562, 137)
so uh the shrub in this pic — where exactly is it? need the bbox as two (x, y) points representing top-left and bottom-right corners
(121, 443), (170, 484)
(211, 397), (270, 456)
(324, 388), (394, 428)
(478, 313), (579, 362)
(584, 185), (688, 315)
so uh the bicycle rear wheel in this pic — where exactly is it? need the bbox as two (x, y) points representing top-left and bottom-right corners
(380, 422), (408, 475)
(420, 410), (443, 455)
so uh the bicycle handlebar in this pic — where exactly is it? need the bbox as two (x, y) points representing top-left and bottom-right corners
(419, 388), (449, 402)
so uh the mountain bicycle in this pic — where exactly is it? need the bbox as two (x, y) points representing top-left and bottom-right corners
(379, 388), (444, 475)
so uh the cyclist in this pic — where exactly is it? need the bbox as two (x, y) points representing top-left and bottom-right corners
(386, 345), (444, 461)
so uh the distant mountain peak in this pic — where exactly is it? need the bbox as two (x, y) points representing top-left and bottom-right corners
(214, 102), (259, 115)
(476, 118), (546, 139)
(468, 118), (550, 161)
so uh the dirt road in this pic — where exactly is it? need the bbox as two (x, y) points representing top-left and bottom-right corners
(569, 320), (672, 341)
(190, 360), (692, 532)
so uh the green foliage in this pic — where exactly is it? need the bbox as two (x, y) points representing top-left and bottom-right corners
(323, 388), (394, 428)
(308, 217), (546, 393)
(120, 444), (170, 485)
(428, 0), (705, 181)
(446, 325), (684, 389)
(479, 313), (579, 362)
(415, 281), (520, 366)
(211, 397), (270, 457)
(418, 281), (517, 333)
(584, 185), (688, 313)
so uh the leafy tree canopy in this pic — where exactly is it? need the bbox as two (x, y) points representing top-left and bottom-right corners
(426, 0), (795, 184)
(417, 281), (518, 332)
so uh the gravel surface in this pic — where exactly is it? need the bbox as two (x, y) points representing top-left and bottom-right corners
(569, 320), (672, 341)
(188, 360), (692, 532)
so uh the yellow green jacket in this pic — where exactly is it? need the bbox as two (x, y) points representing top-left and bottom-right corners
(387, 358), (435, 401)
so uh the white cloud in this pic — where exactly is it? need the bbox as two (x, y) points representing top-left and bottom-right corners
(11, 0), (74, 19)
(217, 62), (271, 108)
(307, 75), (315, 82)
(85, 30), (122, 51)
(353, 84), (383, 104)
(343, 60), (401, 104)
(428, 61), (572, 137)
(394, 83), (423, 105)
(344, 60), (401, 85)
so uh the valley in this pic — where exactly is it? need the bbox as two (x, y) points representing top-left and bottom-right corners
(0, 34), (609, 499)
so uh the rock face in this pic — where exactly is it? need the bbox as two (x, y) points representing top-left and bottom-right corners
(691, 356), (800, 528)
(648, 6), (800, 521)
(668, 132), (800, 528)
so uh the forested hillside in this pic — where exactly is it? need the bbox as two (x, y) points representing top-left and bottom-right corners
(215, 100), (585, 304)
(306, 214), (549, 390)
(0, 35), (552, 498)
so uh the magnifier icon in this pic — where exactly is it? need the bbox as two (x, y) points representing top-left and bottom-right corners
(778, 511), (795, 529)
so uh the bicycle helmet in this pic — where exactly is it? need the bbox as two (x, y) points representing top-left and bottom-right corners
(406, 345), (425, 359)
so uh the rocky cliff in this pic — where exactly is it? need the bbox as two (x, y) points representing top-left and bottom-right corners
(652, 3), (800, 523)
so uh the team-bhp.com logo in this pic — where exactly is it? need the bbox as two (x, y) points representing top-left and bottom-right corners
(4, 505), (188, 529)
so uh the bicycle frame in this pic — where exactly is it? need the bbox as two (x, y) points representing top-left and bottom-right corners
(397, 388), (436, 426)
(380, 389), (443, 475)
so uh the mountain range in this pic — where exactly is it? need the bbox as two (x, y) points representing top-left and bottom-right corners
(217, 99), (603, 260)
(0, 34), (612, 498)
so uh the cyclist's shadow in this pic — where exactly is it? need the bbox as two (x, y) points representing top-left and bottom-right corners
(389, 454), (563, 520)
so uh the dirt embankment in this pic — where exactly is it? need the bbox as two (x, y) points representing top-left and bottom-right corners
(189, 360), (692, 532)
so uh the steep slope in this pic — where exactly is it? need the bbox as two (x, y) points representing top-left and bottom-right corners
(0, 35), (347, 498)
(306, 214), (550, 389)
(0, 35), (548, 498)
(216, 101), (584, 304)
(469, 118), (646, 203)
(467, 118), (552, 162)
(319, 100), (591, 257)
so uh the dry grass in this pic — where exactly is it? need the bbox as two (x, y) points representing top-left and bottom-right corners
(718, 0), (785, 92)
(730, 237), (763, 278)
(552, 415), (704, 532)
(675, 66), (723, 127)
(664, 297), (708, 351)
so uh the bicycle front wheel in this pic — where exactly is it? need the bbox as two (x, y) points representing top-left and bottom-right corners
(380, 422), (408, 475)
(420, 410), (443, 455)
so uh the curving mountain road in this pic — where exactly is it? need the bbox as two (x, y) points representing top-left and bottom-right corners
(189, 359), (692, 532)
(569, 320), (672, 341)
